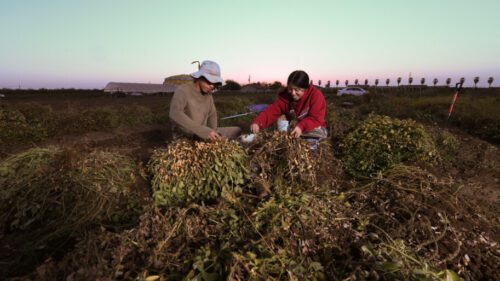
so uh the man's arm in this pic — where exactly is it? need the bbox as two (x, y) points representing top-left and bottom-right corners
(207, 98), (217, 130)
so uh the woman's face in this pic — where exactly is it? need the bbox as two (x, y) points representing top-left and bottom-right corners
(288, 85), (306, 101)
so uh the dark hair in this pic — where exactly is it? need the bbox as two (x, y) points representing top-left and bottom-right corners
(287, 70), (310, 89)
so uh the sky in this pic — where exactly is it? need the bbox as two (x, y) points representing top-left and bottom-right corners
(0, 0), (499, 89)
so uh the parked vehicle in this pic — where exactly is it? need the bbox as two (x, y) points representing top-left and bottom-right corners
(337, 87), (368, 96)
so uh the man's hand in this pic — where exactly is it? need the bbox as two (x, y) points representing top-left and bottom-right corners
(250, 123), (260, 134)
(207, 130), (222, 141)
(291, 126), (302, 138)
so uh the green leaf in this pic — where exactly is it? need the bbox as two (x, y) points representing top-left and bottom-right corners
(438, 269), (460, 281)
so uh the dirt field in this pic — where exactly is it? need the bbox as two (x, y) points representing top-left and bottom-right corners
(1, 89), (498, 280)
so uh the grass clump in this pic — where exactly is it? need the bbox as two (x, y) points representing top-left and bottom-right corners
(149, 139), (250, 207)
(340, 114), (438, 177)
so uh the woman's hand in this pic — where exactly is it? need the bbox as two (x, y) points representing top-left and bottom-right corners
(291, 126), (302, 138)
(250, 123), (260, 134)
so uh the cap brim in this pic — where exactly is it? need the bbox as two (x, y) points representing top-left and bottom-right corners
(191, 71), (224, 84)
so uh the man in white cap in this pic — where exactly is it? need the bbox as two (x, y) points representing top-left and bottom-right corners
(169, 60), (241, 140)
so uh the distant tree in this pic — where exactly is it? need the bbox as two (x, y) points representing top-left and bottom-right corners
(364, 79), (369, 86)
(345, 80), (349, 87)
(375, 79), (379, 87)
(318, 80), (322, 86)
(326, 80), (331, 88)
(473, 76), (479, 89)
(460, 77), (465, 85)
(419, 78), (425, 97)
(408, 77), (413, 86)
(222, 79), (241, 90)
(269, 81), (283, 90)
(433, 78), (438, 87)
(335, 80), (339, 87)
(385, 78), (390, 86)
(487, 77), (494, 88)
(355, 79), (359, 86)
(397, 77), (402, 86)
(446, 78), (451, 87)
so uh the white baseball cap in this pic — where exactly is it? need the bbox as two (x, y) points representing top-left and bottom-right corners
(190, 60), (224, 84)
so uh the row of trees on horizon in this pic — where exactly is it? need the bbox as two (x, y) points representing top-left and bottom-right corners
(319, 76), (494, 89)
(225, 76), (495, 91)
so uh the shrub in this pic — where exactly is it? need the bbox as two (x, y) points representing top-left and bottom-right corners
(340, 114), (437, 177)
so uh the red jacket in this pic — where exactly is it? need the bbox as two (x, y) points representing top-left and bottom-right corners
(252, 85), (326, 132)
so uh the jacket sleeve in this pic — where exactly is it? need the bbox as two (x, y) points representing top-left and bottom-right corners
(296, 91), (326, 132)
(169, 88), (213, 139)
(207, 98), (217, 130)
(251, 94), (287, 129)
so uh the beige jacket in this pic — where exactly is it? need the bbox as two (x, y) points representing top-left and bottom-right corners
(169, 82), (217, 139)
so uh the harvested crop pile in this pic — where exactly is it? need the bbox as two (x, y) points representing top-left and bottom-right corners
(28, 187), (357, 281)
(0, 147), (140, 277)
(0, 147), (139, 235)
(247, 131), (320, 191)
(343, 164), (499, 280)
(0, 108), (45, 144)
(149, 139), (250, 207)
(359, 239), (461, 280)
(235, 190), (356, 280)
(340, 114), (438, 177)
(29, 204), (247, 281)
(9, 126), (499, 280)
(24, 152), (499, 280)
(26, 135), (354, 280)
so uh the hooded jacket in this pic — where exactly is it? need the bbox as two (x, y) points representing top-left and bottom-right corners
(251, 85), (327, 132)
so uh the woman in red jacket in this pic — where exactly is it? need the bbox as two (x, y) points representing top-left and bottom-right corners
(250, 70), (328, 141)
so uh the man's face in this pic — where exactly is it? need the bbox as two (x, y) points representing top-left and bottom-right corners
(288, 85), (306, 101)
(198, 77), (220, 94)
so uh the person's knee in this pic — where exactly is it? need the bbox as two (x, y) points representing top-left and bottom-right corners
(218, 126), (242, 139)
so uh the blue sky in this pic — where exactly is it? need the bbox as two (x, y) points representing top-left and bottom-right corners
(0, 0), (499, 88)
